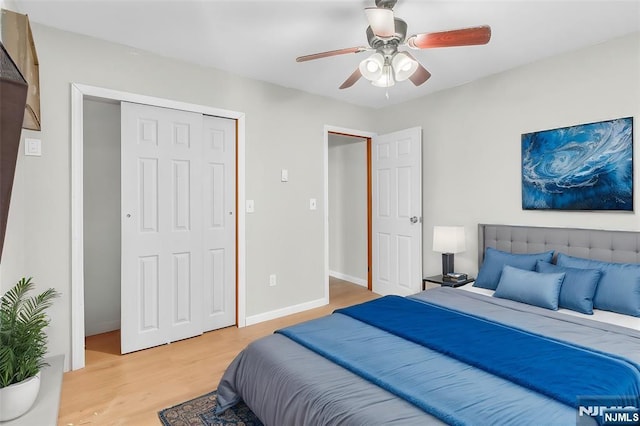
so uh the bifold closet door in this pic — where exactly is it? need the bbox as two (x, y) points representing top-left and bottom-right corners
(120, 102), (204, 354)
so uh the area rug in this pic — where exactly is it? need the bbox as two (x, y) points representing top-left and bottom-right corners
(158, 390), (263, 426)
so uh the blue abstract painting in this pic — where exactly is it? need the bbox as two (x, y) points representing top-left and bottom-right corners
(522, 117), (633, 211)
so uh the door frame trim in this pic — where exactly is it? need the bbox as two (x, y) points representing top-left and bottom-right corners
(323, 125), (376, 299)
(71, 83), (247, 370)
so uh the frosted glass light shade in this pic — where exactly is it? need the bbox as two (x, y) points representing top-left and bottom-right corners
(364, 7), (395, 37)
(433, 226), (466, 253)
(391, 52), (418, 82)
(359, 53), (385, 81)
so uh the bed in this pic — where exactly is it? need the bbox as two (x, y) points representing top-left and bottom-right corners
(217, 224), (640, 425)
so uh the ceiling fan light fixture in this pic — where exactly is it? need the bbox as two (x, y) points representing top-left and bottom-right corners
(359, 52), (385, 80)
(391, 52), (418, 81)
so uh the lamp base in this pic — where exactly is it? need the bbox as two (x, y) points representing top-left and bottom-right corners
(441, 253), (455, 275)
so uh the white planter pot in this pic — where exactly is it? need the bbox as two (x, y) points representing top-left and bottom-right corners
(0, 372), (41, 421)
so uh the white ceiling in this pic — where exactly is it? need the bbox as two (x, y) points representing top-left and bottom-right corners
(9, 0), (640, 108)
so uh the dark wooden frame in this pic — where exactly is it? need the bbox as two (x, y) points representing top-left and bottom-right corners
(0, 41), (28, 260)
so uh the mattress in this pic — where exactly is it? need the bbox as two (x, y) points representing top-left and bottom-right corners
(459, 283), (640, 330)
(217, 287), (640, 426)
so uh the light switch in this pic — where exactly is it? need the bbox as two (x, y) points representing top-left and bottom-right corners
(309, 198), (317, 210)
(281, 169), (289, 182)
(25, 138), (42, 156)
(246, 200), (255, 213)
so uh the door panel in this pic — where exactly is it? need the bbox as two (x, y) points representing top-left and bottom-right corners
(139, 255), (159, 331)
(121, 102), (204, 354)
(202, 116), (236, 331)
(372, 127), (422, 296)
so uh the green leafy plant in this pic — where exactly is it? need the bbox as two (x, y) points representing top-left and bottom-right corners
(0, 277), (59, 388)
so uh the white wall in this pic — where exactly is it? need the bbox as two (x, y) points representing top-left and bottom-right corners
(83, 99), (121, 336)
(328, 135), (367, 286)
(378, 32), (640, 278)
(0, 23), (377, 368)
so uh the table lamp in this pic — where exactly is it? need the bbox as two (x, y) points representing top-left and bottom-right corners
(433, 226), (466, 276)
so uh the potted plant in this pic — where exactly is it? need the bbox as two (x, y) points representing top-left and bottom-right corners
(0, 277), (59, 421)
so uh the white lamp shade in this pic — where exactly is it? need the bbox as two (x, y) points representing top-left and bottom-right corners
(391, 52), (418, 82)
(433, 226), (466, 253)
(364, 7), (395, 37)
(359, 53), (385, 81)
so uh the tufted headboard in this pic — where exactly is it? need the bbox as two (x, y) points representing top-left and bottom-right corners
(478, 224), (640, 266)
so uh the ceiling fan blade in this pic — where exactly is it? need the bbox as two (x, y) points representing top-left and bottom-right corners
(403, 52), (431, 86)
(365, 7), (395, 37)
(339, 68), (362, 90)
(409, 63), (431, 86)
(296, 46), (367, 63)
(407, 25), (491, 49)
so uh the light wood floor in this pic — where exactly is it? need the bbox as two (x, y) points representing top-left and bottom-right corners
(59, 278), (377, 426)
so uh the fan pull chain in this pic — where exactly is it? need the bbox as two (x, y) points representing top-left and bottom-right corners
(385, 89), (389, 100)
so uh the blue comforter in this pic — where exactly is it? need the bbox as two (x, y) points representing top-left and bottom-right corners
(277, 295), (640, 425)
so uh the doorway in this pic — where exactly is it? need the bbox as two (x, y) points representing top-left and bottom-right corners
(324, 125), (423, 301)
(323, 126), (375, 301)
(82, 98), (121, 343)
(71, 84), (247, 370)
(327, 133), (371, 290)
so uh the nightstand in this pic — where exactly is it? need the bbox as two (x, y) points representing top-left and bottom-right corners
(422, 274), (475, 290)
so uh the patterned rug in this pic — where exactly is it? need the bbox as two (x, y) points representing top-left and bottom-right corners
(158, 390), (263, 426)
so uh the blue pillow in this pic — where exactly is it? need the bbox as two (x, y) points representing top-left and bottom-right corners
(556, 253), (640, 317)
(536, 260), (601, 315)
(474, 247), (554, 290)
(493, 265), (565, 310)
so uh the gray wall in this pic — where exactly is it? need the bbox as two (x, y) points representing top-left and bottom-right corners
(328, 135), (367, 286)
(83, 99), (121, 336)
(0, 23), (377, 368)
(377, 32), (640, 278)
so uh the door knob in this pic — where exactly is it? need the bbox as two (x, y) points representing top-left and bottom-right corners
(410, 216), (419, 224)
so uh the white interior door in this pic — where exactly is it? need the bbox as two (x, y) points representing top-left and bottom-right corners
(372, 127), (422, 296)
(121, 102), (204, 354)
(202, 115), (236, 331)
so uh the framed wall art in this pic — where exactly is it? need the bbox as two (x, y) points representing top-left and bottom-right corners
(522, 117), (633, 211)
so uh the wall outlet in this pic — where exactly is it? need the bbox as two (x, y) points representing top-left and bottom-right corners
(269, 274), (277, 287)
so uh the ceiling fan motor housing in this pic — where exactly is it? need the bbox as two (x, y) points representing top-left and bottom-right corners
(366, 17), (407, 54)
(375, 0), (397, 9)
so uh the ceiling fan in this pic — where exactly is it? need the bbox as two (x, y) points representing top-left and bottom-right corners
(296, 0), (491, 90)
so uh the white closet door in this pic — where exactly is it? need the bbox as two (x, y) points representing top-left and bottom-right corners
(120, 102), (204, 354)
(202, 116), (236, 331)
(372, 127), (423, 296)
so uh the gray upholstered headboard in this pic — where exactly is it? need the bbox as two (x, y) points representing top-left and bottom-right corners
(478, 224), (640, 266)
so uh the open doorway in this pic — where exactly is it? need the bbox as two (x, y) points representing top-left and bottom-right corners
(82, 98), (122, 364)
(328, 133), (370, 289)
(325, 126), (374, 301)
(324, 125), (423, 300)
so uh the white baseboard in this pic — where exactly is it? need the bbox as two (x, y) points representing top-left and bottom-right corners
(329, 270), (367, 287)
(85, 319), (120, 337)
(245, 296), (328, 326)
